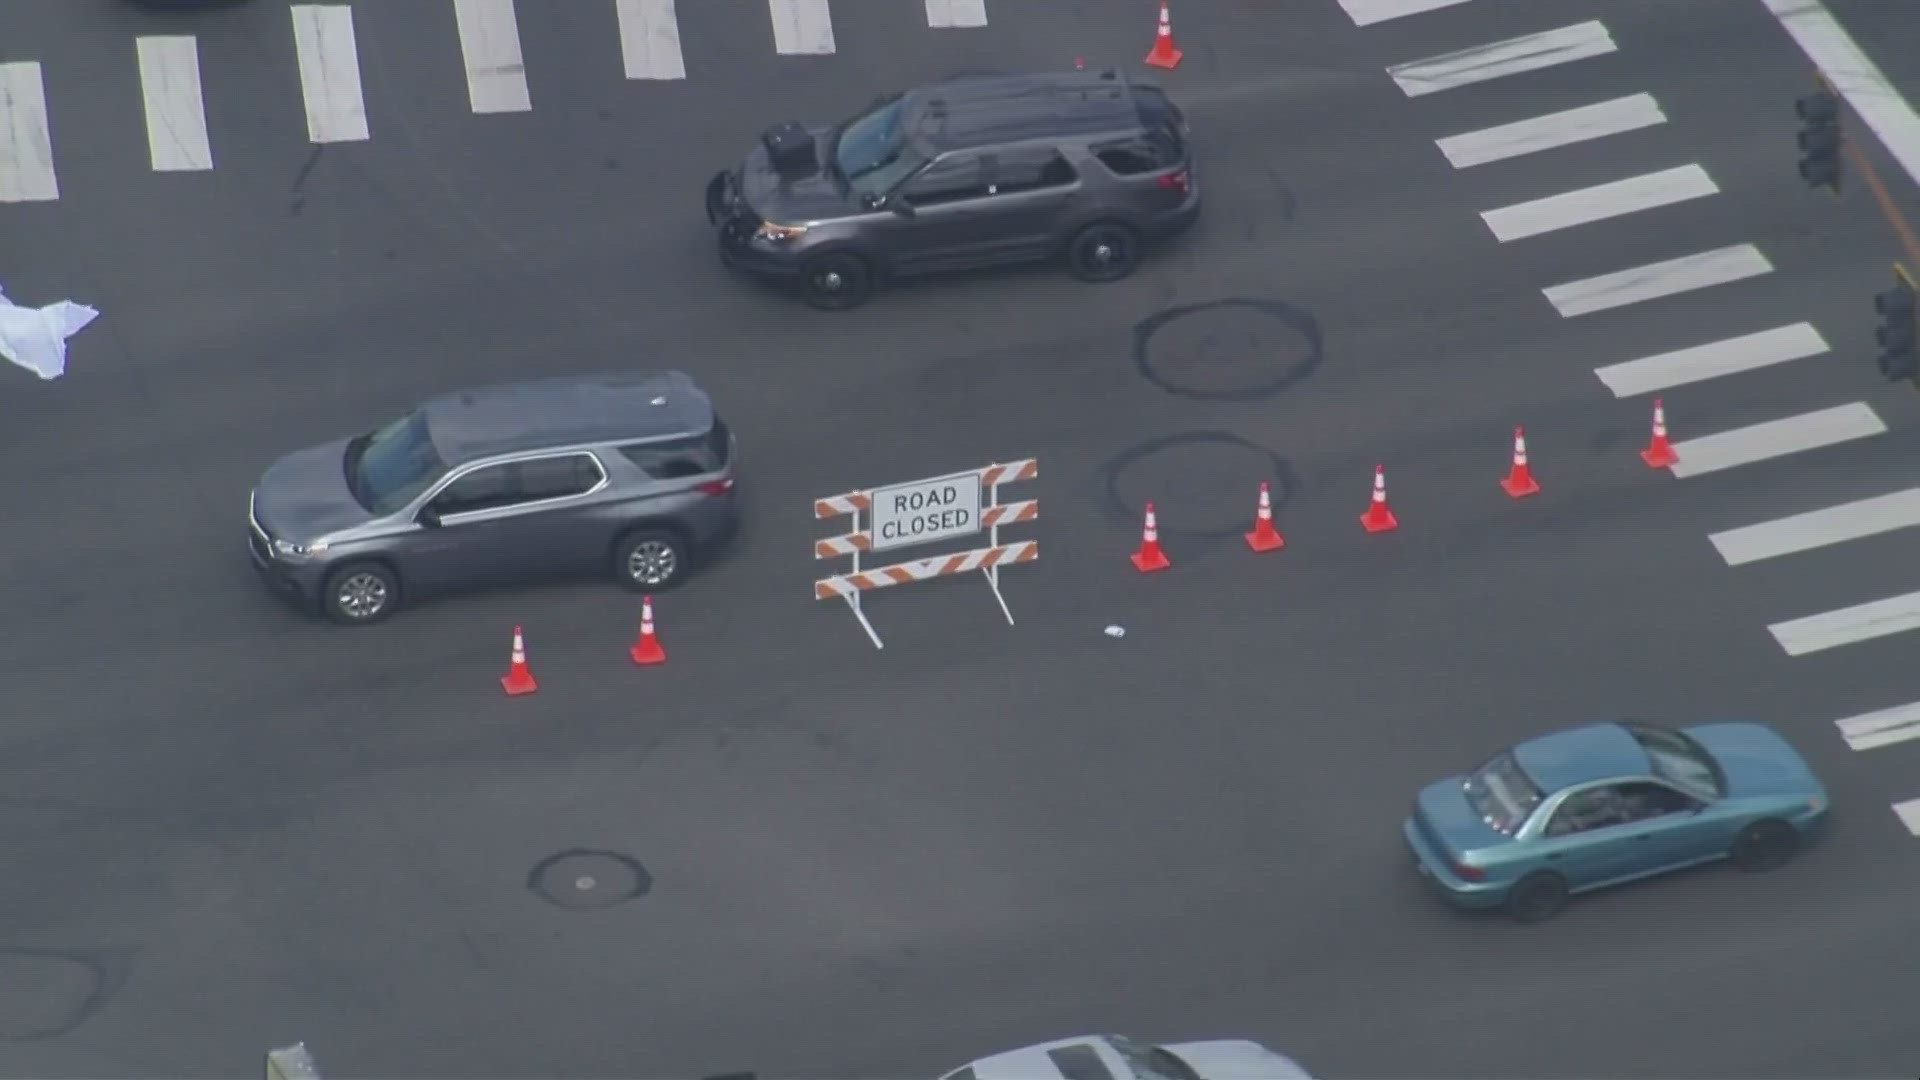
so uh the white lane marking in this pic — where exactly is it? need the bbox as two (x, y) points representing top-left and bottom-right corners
(1438, 93), (1667, 169)
(1895, 799), (1920, 837)
(0, 61), (58, 202)
(1339, 0), (1471, 27)
(1668, 402), (1885, 479)
(1711, 487), (1920, 566)
(1543, 243), (1772, 318)
(615, 0), (685, 80)
(1481, 164), (1718, 242)
(1771, 587), (1920, 657)
(768, 0), (835, 55)
(453, 0), (531, 113)
(1835, 700), (1920, 752)
(1388, 21), (1615, 98)
(1762, 0), (1920, 191)
(136, 36), (213, 172)
(1595, 322), (1829, 398)
(925, 0), (987, 28)
(290, 4), (369, 143)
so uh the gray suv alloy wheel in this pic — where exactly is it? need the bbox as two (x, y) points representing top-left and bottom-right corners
(616, 532), (689, 591)
(323, 563), (398, 625)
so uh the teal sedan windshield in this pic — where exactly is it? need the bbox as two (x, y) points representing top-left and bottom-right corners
(1627, 724), (1725, 800)
(1464, 752), (1543, 835)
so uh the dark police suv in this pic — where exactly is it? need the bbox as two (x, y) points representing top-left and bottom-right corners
(706, 69), (1198, 310)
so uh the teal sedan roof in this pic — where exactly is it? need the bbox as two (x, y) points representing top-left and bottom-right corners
(1512, 723), (1650, 793)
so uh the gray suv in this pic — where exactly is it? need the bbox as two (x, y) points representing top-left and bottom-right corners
(706, 68), (1197, 310)
(247, 371), (738, 625)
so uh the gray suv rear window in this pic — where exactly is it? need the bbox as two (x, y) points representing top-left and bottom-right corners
(618, 419), (730, 480)
(1092, 134), (1181, 175)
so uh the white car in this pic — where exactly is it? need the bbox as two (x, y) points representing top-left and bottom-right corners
(940, 1033), (1312, 1080)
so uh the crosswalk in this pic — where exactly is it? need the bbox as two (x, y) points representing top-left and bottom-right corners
(1343, 0), (1920, 839)
(0, 0), (992, 202)
(1836, 702), (1920, 838)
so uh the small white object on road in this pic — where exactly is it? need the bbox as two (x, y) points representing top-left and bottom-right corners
(1105, 625), (1125, 638)
(0, 284), (98, 381)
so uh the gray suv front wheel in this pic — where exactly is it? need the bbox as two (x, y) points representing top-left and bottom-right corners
(322, 562), (400, 625)
(614, 530), (690, 592)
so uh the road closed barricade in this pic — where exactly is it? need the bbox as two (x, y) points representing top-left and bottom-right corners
(813, 459), (1038, 649)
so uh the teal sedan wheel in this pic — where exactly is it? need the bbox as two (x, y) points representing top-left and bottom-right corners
(1503, 872), (1568, 923)
(1731, 819), (1799, 871)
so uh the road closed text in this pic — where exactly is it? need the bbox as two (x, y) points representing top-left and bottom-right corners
(869, 472), (983, 551)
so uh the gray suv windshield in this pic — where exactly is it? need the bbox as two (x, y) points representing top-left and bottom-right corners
(836, 97), (925, 195)
(350, 410), (448, 515)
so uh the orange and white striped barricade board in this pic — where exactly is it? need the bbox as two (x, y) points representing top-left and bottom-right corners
(814, 458), (1038, 649)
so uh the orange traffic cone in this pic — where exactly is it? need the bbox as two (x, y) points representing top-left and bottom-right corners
(630, 595), (666, 666)
(1501, 426), (1541, 498)
(1131, 502), (1172, 572)
(1144, 1), (1183, 69)
(1245, 482), (1285, 552)
(1641, 398), (1678, 468)
(501, 625), (537, 696)
(1360, 465), (1398, 533)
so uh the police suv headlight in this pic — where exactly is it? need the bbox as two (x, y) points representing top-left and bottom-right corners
(755, 221), (808, 243)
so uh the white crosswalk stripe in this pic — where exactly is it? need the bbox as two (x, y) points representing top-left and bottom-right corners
(1710, 487), (1920, 566)
(0, 61), (58, 202)
(1338, 0), (1471, 27)
(1771, 587), (1920, 656)
(1543, 243), (1772, 318)
(615, 0), (686, 80)
(1388, 21), (1616, 98)
(290, 4), (369, 143)
(1836, 700), (1920, 752)
(136, 36), (213, 172)
(1594, 323), (1829, 398)
(768, 0), (835, 55)
(1832, 703), (1920, 837)
(1666, 402), (1885, 479)
(1897, 799), (1920, 837)
(453, 0), (531, 113)
(925, 0), (987, 29)
(1480, 164), (1717, 243)
(1437, 94), (1667, 169)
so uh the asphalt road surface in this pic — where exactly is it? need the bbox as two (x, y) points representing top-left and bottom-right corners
(3, 1), (1920, 1077)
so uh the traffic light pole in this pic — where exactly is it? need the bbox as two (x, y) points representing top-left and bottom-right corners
(1813, 69), (1920, 269)
(1842, 136), (1920, 270)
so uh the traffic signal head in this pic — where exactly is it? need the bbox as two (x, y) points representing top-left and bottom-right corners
(1796, 84), (1843, 192)
(1876, 271), (1917, 382)
(1796, 91), (1839, 124)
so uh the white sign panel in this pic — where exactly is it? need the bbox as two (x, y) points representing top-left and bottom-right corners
(869, 470), (982, 552)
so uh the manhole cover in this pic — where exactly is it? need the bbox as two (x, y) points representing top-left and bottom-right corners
(0, 950), (107, 1039)
(1133, 298), (1323, 401)
(527, 849), (652, 912)
(1104, 433), (1294, 539)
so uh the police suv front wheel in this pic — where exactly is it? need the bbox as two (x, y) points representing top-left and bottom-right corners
(799, 252), (873, 311)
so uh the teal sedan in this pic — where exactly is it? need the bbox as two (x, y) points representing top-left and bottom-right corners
(1403, 721), (1828, 922)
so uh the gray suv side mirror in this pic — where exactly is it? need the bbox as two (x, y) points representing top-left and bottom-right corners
(417, 507), (443, 529)
(889, 196), (917, 218)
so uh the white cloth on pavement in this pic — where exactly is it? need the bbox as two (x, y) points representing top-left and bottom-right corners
(0, 283), (99, 380)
